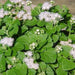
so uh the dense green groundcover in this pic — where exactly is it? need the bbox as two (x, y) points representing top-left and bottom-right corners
(0, 0), (75, 75)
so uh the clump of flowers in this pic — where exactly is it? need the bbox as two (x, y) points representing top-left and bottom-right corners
(0, 0), (75, 75)
(23, 51), (39, 69)
(0, 37), (14, 47)
(39, 11), (62, 23)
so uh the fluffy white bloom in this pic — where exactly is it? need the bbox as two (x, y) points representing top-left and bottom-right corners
(29, 42), (37, 50)
(10, 0), (22, 3)
(25, 51), (33, 57)
(71, 44), (75, 49)
(0, 8), (5, 18)
(60, 41), (69, 46)
(23, 57), (39, 69)
(17, 10), (25, 18)
(21, 1), (26, 5)
(0, 37), (14, 47)
(0, 8), (4, 13)
(4, 11), (9, 15)
(39, 11), (62, 23)
(42, 2), (52, 10)
(22, 12), (32, 20)
(7, 4), (12, 7)
(0, 13), (4, 18)
(70, 49), (75, 59)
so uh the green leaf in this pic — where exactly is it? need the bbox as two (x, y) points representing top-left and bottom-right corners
(62, 58), (75, 70)
(14, 63), (27, 75)
(46, 65), (54, 75)
(8, 25), (19, 36)
(61, 45), (72, 57)
(0, 54), (6, 72)
(21, 25), (28, 33)
(56, 66), (68, 75)
(68, 34), (75, 41)
(6, 69), (16, 75)
(25, 17), (38, 26)
(37, 20), (46, 27)
(60, 33), (68, 41)
(5, 48), (11, 56)
(12, 19), (20, 26)
(0, 30), (5, 35)
(17, 51), (25, 61)
(28, 69), (36, 75)
(31, 8), (39, 16)
(13, 42), (24, 51)
(52, 35), (59, 43)
(37, 34), (48, 49)
(39, 62), (46, 71)
(41, 48), (56, 63)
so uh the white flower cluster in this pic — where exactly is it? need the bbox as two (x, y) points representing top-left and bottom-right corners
(39, 11), (62, 23)
(0, 8), (9, 18)
(60, 40), (75, 59)
(56, 45), (62, 53)
(70, 16), (75, 24)
(10, 0), (23, 3)
(35, 29), (44, 35)
(0, 37), (14, 47)
(22, 12), (32, 20)
(29, 42), (37, 50)
(24, 51), (33, 57)
(60, 39), (72, 46)
(7, 3), (12, 8)
(17, 10), (25, 19)
(23, 51), (39, 69)
(70, 48), (75, 59)
(42, 2), (52, 10)
(16, 10), (32, 20)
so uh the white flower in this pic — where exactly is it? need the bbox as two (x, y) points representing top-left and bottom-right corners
(35, 29), (40, 35)
(17, 10), (25, 18)
(70, 49), (75, 59)
(26, 0), (32, 6)
(4, 11), (9, 15)
(0, 13), (4, 18)
(22, 12), (32, 20)
(29, 42), (37, 50)
(42, 2), (52, 10)
(39, 11), (62, 23)
(56, 45), (62, 53)
(25, 51), (33, 57)
(0, 8), (5, 18)
(70, 16), (75, 23)
(10, 0), (23, 3)
(71, 44), (75, 49)
(7, 4), (12, 7)
(23, 57), (39, 69)
(21, 1), (26, 5)
(0, 37), (14, 47)
(8, 64), (12, 69)
(0, 8), (4, 13)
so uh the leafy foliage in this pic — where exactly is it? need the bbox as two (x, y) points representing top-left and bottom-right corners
(0, 0), (75, 75)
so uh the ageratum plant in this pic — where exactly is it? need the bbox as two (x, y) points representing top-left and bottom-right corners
(0, 0), (75, 75)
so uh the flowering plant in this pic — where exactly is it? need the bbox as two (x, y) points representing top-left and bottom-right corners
(0, 0), (75, 75)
